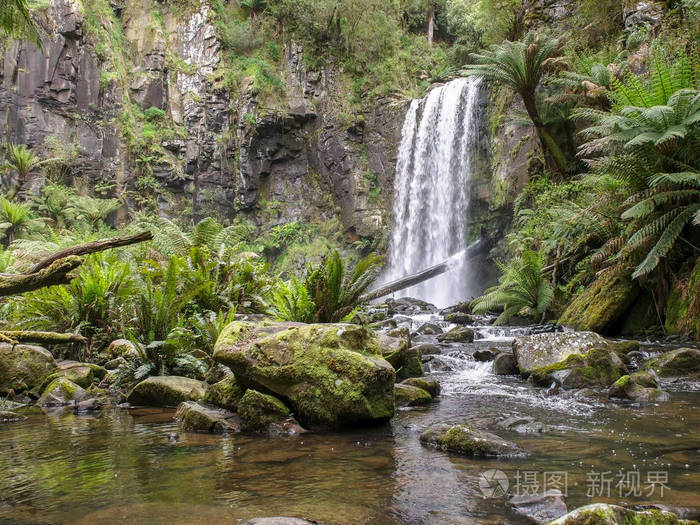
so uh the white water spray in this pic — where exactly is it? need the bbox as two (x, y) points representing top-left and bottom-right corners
(384, 77), (483, 307)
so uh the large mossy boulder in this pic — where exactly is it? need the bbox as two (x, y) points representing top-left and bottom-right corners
(213, 321), (395, 428)
(203, 375), (246, 411)
(559, 268), (640, 334)
(238, 389), (291, 432)
(175, 401), (239, 433)
(512, 331), (609, 374)
(645, 348), (700, 378)
(38, 378), (88, 406)
(550, 503), (696, 525)
(419, 423), (526, 457)
(106, 339), (141, 360)
(0, 344), (56, 394)
(529, 347), (628, 389)
(127, 376), (205, 407)
(665, 258), (700, 340)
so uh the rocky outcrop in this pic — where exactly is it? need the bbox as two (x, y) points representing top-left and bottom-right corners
(0, 343), (56, 394)
(126, 376), (205, 407)
(419, 422), (526, 457)
(213, 321), (395, 428)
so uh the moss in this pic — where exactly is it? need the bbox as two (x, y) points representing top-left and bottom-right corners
(394, 384), (431, 407)
(614, 375), (631, 388)
(529, 347), (625, 388)
(203, 375), (245, 411)
(559, 267), (640, 334)
(401, 377), (440, 397)
(665, 257), (700, 340)
(127, 376), (205, 407)
(420, 423), (524, 457)
(0, 344), (56, 394)
(238, 389), (290, 432)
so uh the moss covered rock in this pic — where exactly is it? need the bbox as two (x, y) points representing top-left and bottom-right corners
(38, 378), (88, 406)
(394, 383), (432, 406)
(203, 375), (246, 411)
(559, 267), (640, 334)
(213, 321), (395, 428)
(550, 503), (696, 524)
(106, 339), (142, 360)
(665, 257), (700, 340)
(529, 347), (627, 389)
(437, 326), (475, 343)
(512, 331), (609, 374)
(400, 377), (440, 397)
(0, 343), (56, 394)
(127, 376), (205, 407)
(378, 332), (422, 379)
(645, 348), (700, 378)
(238, 389), (291, 432)
(175, 401), (239, 433)
(419, 423), (526, 457)
(609, 372), (669, 403)
(43, 362), (108, 389)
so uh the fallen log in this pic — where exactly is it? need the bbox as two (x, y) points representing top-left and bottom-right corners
(28, 230), (153, 274)
(0, 331), (87, 345)
(361, 239), (485, 303)
(0, 256), (82, 297)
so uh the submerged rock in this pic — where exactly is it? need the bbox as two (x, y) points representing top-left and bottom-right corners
(508, 489), (567, 523)
(0, 343), (56, 394)
(400, 377), (440, 397)
(550, 503), (696, 524)
(493, 353), (517, 375)
(241, 518), (318, 525)
(38, 378), (88, 406)
(213, 321), (395, 428)
(127, 376), (206, 407)
(437, 326), (475, 343)
(499, 416), (545, 434)
(0, 410), (27, 423)
(203, 375), (246, 411)
(394, 383), (432, 407)
(175, 401), (240, 433)
(419, 423), (526, 457)
(238, 389), (294, 434)
(645, 348), (700, 378)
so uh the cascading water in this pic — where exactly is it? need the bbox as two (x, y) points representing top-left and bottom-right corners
(384, 77), (483, 307)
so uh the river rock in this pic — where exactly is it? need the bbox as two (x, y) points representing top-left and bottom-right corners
(529, 346), (628, 389)
(437, 326), (474, 343)
(400, 377), (440, 397)
(419, 423), (526, 457)
(645, 348), (700, 377)
(241, 518), (318, 525)
(493, 353), (518, 375)
(0, 343), (57, 394)
(44, 362), (107, 389)
(413, 343), (441, 355)
(443, 312), (476, 325)
(238, 389), (292, 433)
(509, 489), (567, 523)
(512, 331), (609, 373)
(175, 401), (240, 433)
(203, 375), (245, 411)
(38, 378), (88, 406)
(379, 333), (422, 379)
(213, 321), (395, 428)
(499, 416), (545, 434)
(609, 372), (670, 403)
(550, 503), (695, 524)
(474, 348), (500, 362)
(415, 323), (443, 335)
(127, 376), (206, 407)
(394, 383), (432, 407)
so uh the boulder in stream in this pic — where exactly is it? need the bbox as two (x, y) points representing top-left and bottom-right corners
(203, 375), (246, 411)
(379, 333), (423, 380)
(400, 376), (440, 397)
(43, 362), (107, 389)
(241, 518), (318, 525)
(437, 326), (474, 343)
(0, 343), (56, 394)
(127, 376), (206, 407)
(493, 353), (517, 375)
(238, 389), (305, 436)
(175, 401), (240, 433)
(645, 348), (700, 378)
(550, 503), (696, 525)
(512, 331), (609, 373)
(38, 377), (88, 406)
(419, 423), (527, 457)
(609, 372), (670, 403)
(394, 383), (432, 407)
(213, 321), (395, 428)
(528, 346), (628, 389)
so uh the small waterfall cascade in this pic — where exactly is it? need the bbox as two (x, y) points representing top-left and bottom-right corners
(384, 77), (483, 307)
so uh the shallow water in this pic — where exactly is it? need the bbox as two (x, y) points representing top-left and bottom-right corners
(1, 328), (699, 524)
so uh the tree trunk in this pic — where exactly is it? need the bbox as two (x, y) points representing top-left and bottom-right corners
(522, 92), (568, 175)
(427, 3), (435, 45)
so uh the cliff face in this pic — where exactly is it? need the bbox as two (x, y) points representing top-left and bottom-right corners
(0, 0), (404, 245)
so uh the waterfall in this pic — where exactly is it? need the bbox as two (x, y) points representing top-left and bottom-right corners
(384, 77), (483, 308)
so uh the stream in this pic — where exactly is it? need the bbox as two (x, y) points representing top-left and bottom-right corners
(1, 316), (699, 525)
